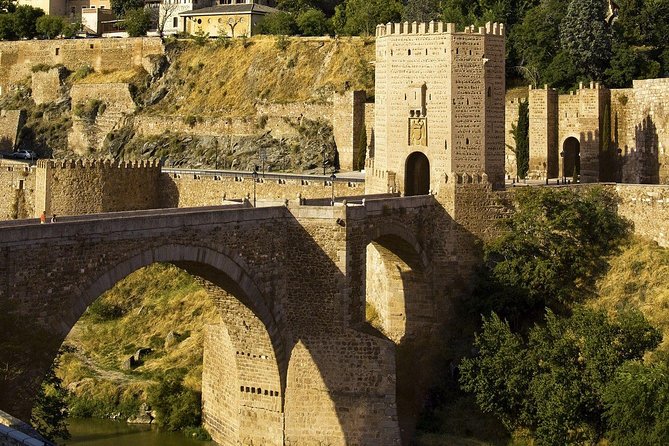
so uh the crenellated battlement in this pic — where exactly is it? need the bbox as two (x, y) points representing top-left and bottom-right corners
(376, 21), (504, 37)
(37, 159), (162, 170)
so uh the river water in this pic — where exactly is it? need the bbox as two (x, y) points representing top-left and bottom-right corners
(63, 418), (215, 446)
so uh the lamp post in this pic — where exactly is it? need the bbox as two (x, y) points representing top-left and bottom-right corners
(252, 168), (258, 207)
(330, 173), (336, 206)
(560, 151), (565, 184)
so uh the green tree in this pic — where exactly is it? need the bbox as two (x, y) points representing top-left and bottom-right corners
(36, 14), (64, 39)
(276, 0), (317, 13)
(460, 307), (661, 445)
(123, 7), (151, 37)
(512, 98), (529, 179)
(403, 0), (442, 23)
(110, 0), (144, 17)
(12, 4), (43, 39)
(560, 0), (611, 80)
(296, 8), (330, 36)
(0, 12), (17, 39)
(333, 0), (403, 36)
(473, 187), (630, 321)
(30, 354), (70, 442)
(258, 11), (298, 35)
(604, 361), (669, 445)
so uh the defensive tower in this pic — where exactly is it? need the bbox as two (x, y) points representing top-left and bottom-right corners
(367, 21), (506, 195)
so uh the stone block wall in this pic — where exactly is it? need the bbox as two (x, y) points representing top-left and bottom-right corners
(611, 78), (669, 184)
(31, 67), (66, 105)
(0, 110), (25, 152)
(0, 38), (163, 97)
(527, 86), (558, 179)
(504, 88), (528, 178)
(160, 173), (365, 208)
(34, 159), (162, 218)
(332, 90), (367, 171)
(0, 164), (35, 220)
(68, 83), (136, 154)
(615, 184), (669, 247)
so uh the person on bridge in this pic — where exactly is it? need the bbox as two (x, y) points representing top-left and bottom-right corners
(40, 211), (46, 224)
(50, 214), (57, 223)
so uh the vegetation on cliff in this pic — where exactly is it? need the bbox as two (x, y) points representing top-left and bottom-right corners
(145, 36), (375, 117)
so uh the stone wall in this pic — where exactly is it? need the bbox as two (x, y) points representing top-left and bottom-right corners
(0, 110), (25, 152)
(160, 172), (365, 208)
(611, 78), (669, 184)
(0, 38), (163, 97)
(615, 184), (669, 247)
(34, 159), (162, 217)
(31, 67), (66, 105)
(332, 90), (366, 171)
(68, 83), (136, 154)
(527, 86), (558, 179)
(0, 164), (35, 220)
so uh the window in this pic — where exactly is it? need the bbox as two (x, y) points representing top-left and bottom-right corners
(55, 48), (60, 55)
(197, 18), (202, 24)
(173, 17), (178, 27)
(408, 49), (411, 55)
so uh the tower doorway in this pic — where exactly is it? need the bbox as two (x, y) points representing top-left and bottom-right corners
(562, 137), (580, 181)
(405, 152), (430, 196)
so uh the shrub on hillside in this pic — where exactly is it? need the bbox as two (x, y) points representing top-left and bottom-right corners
(147, 369), (203, 432)
(472, 186), (630, 324)
(460, 307), (662, 445)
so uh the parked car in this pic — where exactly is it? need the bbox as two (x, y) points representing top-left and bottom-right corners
(12, 150), (37, 160)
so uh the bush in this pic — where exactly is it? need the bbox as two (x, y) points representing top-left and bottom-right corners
(70, 65), (93, 81)
(258, 11), (298, 35)
(147, 369), (203, 432)
(473, 186), (631, 323)
(87, 299), (127, 321)
(296, 8), (330, 36)
(275, 34), (290, 51)
(73, 99), (105, 123)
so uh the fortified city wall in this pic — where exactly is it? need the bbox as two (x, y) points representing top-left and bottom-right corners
(506, 78), (669, 184)
(30, 67), (67, 105)
(33, 159), (162, 218)
(0, 38), (164, 97)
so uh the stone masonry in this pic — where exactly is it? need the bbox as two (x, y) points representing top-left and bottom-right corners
(0, 110), (25, 152)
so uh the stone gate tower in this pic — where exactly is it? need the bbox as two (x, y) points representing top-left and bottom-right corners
(366, 21), (506, 195)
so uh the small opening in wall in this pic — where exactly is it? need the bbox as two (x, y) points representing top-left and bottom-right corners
(240, 386), (244, 392)
(466, 98), (469, 105)
(391, 50), (393, 56)
(17, 180), (24, 190)
(456, 48), (459, 54)
(408, 49), (411, 55)
(429, 94), (432, 100)
(89, 44), (94, 49)
(55, 48), (60, 56)
(469, 49), (472, 55)
(466, 138), (469, 145)
(487, 86), (491, 97)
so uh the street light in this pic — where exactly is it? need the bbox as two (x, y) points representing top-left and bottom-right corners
(330, 173), (336, 206)
(251, 167), (258, 207)
(560, 151), (565, 184)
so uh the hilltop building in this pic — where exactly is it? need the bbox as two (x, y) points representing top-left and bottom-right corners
(159, 0), (276, 36)
(366, 21), (506, 196)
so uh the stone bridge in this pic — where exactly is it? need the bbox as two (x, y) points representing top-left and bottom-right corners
(0, 195), (475, 446)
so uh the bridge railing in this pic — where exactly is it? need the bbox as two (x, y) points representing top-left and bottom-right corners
(0, 203), (251, 229)
(162, 168), (365, 184)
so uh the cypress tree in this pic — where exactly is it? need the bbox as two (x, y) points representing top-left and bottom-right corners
(560, 0), (611, 80)
(514, 99), (530, 179)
